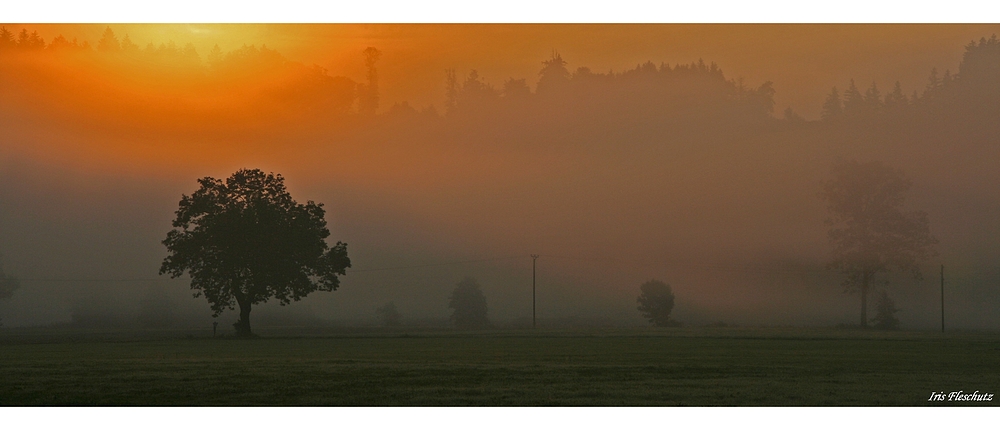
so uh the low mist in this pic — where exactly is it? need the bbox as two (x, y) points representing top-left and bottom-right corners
(2, 25), (999, 332)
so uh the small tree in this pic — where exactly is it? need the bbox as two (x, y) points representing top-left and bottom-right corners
(819, 160), (936, 328)
(448, 277), (490, 329)
(0, 260), (20, 327)
(376, 301), (402, 327)
(137, 286), (176, 329)
(636, 279), (677, 327)
(871, 291), (900, 330)
(160, 169), (351, 337)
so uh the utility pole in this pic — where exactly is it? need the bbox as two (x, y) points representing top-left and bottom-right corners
(941, 264), (945, 333)
(531, 254), (539, 329)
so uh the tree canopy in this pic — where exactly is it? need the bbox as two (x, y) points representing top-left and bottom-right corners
(160, 169), (351, 336)
(871, 291), (901, 330)
(376, 301), (402, 327)
(448, 277), (490, 329)
(819, 160), (936, 328)
(636, 279), (677, 327)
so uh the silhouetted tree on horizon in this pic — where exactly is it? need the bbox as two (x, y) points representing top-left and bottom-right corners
(536, 51), (570, 94)
(448, 277), (490, 329)
(359, 47), (382, 116)
(0, 259), (20, 328)
(97, 26), (120, 53)
(863, 81), (883, 115)
(160, 169), (351, 337)
(926, 67), (943, 95)
(0, 27), (17, 51)
(871, 290), (901, 330)
(502, 77), (531, 100)
(120, 34), (139, 55)
(206, 44), (223, 70)
(15, 29), (45, 50)
(377, 301), (402, 327)
(636, 279), (678, 327)
(842, 79), (864, 117)
(444, 68), (459, 115)
(821, 87), (843, 121)
(884, 81), (908, 111)
(819, 160), (937, 329)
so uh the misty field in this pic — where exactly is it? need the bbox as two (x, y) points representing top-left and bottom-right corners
(1, 328), (997, 406)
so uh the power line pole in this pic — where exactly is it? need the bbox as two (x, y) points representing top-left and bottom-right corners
(941, 264), (945, 333)
(531, 254), (539, 329)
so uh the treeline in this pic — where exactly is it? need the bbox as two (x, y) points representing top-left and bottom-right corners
(371, 52), (782, 152)
(1, 25), (779, 130)
(0, 26), (362, 117)
(4, 25), (999, 145)
(441, 53), (775, 121)
(398, 53), (778, 135)
(820, 35), (1000, 123)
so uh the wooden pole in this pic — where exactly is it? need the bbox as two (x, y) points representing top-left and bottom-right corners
(531, 254), (539, 329)
(941, 264), (945, 333)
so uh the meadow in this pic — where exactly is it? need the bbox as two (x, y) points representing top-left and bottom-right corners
(1, 327), (997, 406)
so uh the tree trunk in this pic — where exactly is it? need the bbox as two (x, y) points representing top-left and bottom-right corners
(234, 298), (253, 337)
(860, 272), (870, 329)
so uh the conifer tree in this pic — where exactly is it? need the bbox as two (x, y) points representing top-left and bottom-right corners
(359, 47), (381, 116)
(536, 51), (570, 94)
(864, 82), (883, 113)
(924, 68), (942, 100)
(842, 79), (864, 115)
(0, 27), (14, 51)
(16, 29), (29, 48)
(821, 86), (843, 120)
(207, 44), (223, 69)
(884, 81), (907, 110)
(444, 68), (459, 115)
(121, 34), (139, 54)
(97, 26), (120, 53)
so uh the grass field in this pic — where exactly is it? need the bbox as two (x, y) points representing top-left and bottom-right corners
(1, 327), (998, 405)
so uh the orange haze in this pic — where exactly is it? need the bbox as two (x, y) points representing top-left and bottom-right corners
(2, 24), (1000, 329)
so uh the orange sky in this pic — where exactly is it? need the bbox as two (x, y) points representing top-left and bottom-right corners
(15, 24), (1000, 118)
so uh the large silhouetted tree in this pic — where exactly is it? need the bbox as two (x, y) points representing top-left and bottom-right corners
(160, 169), (351, 337)
(448, 277), (490, 329)
(819, 160), (936, 328)
(636, 279), (677, 327)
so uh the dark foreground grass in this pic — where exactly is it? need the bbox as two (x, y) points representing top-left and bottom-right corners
(1, 327), (998, 405)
